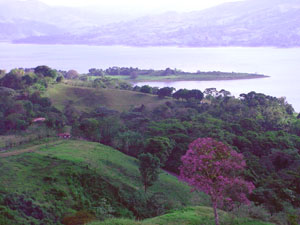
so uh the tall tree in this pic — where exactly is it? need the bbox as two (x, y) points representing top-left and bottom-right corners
(138, 153), (160, 193)
(179, 138), (255, 225)
(157, 87), (175, 98)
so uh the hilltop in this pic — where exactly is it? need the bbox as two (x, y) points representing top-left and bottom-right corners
(45, 83), (173, 112)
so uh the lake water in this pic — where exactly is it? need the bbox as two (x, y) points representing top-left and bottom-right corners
(0, 43), (300, 112)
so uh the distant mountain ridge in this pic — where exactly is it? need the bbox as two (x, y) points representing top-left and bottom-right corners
(0, 0), (134, 41)
(2, 0), (300, 47)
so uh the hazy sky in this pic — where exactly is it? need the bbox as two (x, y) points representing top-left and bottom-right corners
(39, 0), (244, 12)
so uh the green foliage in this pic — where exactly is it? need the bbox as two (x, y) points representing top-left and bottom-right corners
(1, 65), (300, 223)
(157, 87), (175, 98)
(44, 81), (300, 217)
(140, 85), (152, 94)
(98, 116), (122, 145)
(145, 136), (173, 166)
(138, 153), (161, 193)
(34, 65), (58, 79)
(88, 68), (105, 77)
(62, 211), (95, 225)
(0, 140), (201, 224)
(114, 131), (144, 156)
(173, 88), (189, 100)
(0, 70), (24, 89)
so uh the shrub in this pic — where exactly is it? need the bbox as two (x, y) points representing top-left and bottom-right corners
(232, 204), (270, 222)
(62, 210), (95, 225)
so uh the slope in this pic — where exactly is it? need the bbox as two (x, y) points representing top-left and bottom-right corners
(45, 83), (172, 112)
(80, 0), (300, 47)
(0, 140), (205, 224)
(88, 206), (274, 225)
(16, 0), (300, 47)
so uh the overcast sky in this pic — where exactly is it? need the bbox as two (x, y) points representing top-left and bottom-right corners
(38, 0), (244, 12)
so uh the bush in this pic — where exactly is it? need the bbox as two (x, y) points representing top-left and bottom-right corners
(62, 210), (95, 225)
(140, 85), (152, 94)
(232, 204), (270, 222)
(92, 198), (115, 220)
(47, 188), (67, 201)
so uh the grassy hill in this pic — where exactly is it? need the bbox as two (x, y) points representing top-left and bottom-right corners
(88, 206), (274, 225)
(45, 83), (171, 112)
(0, 139), (275, 225)
(0, 140), (206, 225)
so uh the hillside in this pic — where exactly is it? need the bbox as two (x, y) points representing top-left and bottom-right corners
(0, 140), (205, 224)
(0, 140), (276, 225)
(0, 0), (139, 42)
(1, 66), (300, 224)
(45, 83), (173, 112)
(13, 0), (300, 47)
(88, 206), (274, 225)
(76, 0), (300, 47)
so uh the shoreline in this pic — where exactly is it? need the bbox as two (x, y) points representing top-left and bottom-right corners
(127, 75), (269, 83)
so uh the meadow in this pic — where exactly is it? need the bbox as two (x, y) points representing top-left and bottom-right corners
(45, 83), (172, 112)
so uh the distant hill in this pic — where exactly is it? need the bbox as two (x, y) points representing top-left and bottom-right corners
(12, 0), (300, 47)
(0, 0), (133, 41)
(0, 19), (64, 42)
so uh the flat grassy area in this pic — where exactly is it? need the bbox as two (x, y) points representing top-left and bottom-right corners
(0, 140), (206, 224)
(107, 73), (268, 82)
(45, 83), (172, 112)
(88, 206), (274, 225)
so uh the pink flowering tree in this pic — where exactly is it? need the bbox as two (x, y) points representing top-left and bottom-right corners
(179, 138), (255, 225)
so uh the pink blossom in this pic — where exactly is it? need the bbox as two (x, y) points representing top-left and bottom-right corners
(179, 138), (255, 225)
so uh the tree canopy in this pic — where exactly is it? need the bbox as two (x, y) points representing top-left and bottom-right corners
(139, 153), (161, 193)
(180, 138), (255, 225)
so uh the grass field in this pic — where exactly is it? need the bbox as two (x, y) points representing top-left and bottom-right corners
(0, 140), (206, 225)
(45, 83), (172, 112)
(88, 206), (274, 225)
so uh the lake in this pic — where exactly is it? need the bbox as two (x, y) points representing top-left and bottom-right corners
(0, 43), (300, 112)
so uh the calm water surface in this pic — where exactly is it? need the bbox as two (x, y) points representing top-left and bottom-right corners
(0, 43), (299, 111)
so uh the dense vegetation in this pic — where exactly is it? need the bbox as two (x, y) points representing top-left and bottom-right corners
(0, 140), (204, 224)
(1, 66), (300, 224)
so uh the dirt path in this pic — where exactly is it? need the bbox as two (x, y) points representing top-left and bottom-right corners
(0, 140), (62, 158)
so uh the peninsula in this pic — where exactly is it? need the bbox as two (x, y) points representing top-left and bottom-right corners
(88, 67), (268, 82)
